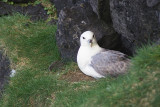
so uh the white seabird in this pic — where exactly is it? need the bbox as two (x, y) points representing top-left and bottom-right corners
(77, 31), (130, 79)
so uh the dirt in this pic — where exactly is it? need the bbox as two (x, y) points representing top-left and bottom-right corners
(60, 69), (95, 82)
(49, 60), (95, 82)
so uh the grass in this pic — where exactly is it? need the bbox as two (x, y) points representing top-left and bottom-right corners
(52, 45), (160, 107)
(0, 14), (160, 107)
(0, 13), (60, 69)
(0, 13), (61, 106)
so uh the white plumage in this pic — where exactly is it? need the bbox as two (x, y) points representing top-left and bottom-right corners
(77, 31), (130, 79)
(10, 69), (16, 77)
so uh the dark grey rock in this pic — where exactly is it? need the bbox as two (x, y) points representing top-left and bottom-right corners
(110, 0), (160, 54)
(21, 4), (49, 21)
(89, 0), (112, 24)
(0, 2), (13, 16)
(8, 0), (35, 3)
(56, 2), (123, 61)
(156, 38), (160, 45)
(0, 2), (48, 21)
(146, 0), (160, 7)
(0, 51), (10, 97)
(50, 0), (88, 15)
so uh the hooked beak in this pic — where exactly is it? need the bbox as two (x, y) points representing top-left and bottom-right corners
(88, 39), (92, 47)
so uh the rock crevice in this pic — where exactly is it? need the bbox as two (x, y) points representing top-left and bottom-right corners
(56, 2), (124, 61)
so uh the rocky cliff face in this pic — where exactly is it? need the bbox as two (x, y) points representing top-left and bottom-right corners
(0, 1), (48, 21)
(0, 51), (10, 97)
(56, 2), (123, 61)
(110, 0), (160, 53)
(50, 0), (86, 15)
(8, 0), (36, 3)
(54, 0), (160, 60)
(89, 0), (112, 24)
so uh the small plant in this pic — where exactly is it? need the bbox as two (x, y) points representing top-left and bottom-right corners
(31, 0), (58, 22)
(2, 0), (8, 2)
(34, 0), (41, 5)
(2, 0), (14, 4)
(44, 5), (57, 21)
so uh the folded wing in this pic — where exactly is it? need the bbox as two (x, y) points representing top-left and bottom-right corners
(90, 50), (130, 77)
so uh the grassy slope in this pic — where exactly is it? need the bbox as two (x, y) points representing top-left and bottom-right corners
(54, 44), (160, 107)
(0, 14), (160, 107)
(0, 14), (61, 106)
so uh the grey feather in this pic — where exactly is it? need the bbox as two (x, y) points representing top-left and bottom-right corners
(90, 50), (130, 77)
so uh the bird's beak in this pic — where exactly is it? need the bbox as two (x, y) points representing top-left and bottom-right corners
(88, 40), (92, 47)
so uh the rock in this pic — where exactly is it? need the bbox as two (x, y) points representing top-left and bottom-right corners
(50, 0), (87, 15)
(56, 2), (123, 61)
(0, 51), (10, 97)
(8, 0), (36, 3)
(146, 0), (160, 7)
(156, 38), (160, 45)
(89, 0), (112, 24)
(0, 2), (48, 21)
(21, 4), (49, 21)
(0, 1), (13, 16)
(110, 0), (160, 54)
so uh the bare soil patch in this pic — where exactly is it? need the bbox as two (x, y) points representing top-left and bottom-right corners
(60, 70), (95, 82)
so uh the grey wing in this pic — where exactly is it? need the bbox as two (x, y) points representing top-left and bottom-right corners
(90, 50), (130, 77)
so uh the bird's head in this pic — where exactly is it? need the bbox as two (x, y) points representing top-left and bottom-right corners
(80, 31), (98, 47)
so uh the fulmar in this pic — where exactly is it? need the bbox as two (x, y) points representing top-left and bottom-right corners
(77, 31), (130, 79)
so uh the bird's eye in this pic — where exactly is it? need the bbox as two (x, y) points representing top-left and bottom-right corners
(93, 34), (95, 38)
(83, 37), (85, 39)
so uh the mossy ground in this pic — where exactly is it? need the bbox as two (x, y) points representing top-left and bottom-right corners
(0, 14), (160, 107)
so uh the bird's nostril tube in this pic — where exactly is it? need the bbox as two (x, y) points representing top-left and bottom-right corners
(88, 40), (92, 43)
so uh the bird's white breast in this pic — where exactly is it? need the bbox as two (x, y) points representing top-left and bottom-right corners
(77, 45), (104, 78)
(77, 46), (101, 68)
